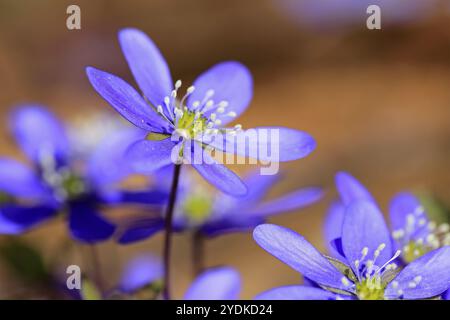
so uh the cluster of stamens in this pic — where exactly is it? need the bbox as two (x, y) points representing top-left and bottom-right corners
(154, 80), (242, 139)
(392, 205), (450, 262)
(39, 148), (86, 201)
(340, 244), (401, 300)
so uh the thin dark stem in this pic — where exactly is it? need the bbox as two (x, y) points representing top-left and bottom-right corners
(162, 164), (182, 300)
(192, 231), (205, 278)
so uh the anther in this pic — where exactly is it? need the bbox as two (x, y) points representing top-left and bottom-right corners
(227, 111), (237, 117)
(175, 80), (182, 89)
(341, 277), (351, 287)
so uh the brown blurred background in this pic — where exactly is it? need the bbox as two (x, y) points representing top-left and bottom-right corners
(0, 0), (449, 299)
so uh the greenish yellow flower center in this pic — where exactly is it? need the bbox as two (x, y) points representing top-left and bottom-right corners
(183, 193), (213, 224)
(355, 277), (385, 300)
(176, 110), (208, 139)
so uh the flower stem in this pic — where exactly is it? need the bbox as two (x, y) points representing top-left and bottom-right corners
(192, 231), (205, 277)
(162, 164), (182, 300)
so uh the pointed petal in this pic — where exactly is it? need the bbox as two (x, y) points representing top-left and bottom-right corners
(342, 201), (393, 274)
(118, 28), (173, 108)
(206, 127), (316, 162)
(335, 172), (375, 206)
(0, 205), (57, 234)
(244, 187), (322, 217)
(125, 139), (176, 174)
(253, 224), (346, 290)
(255, 285), (337, 300)
(184, 267), (241, 300)
(187, 61), (253, 125)
(10, 106), (70, 165)
(385, 247), (450, 299)
(117, 217), (164, 244)
(191, 148), (247, 196)
(0, 158), (48, 198)
(119, 254), (163, 293)
(86, 67), (167, 131)
(324, 201), (346, 260)
(68, 202), (116, 243)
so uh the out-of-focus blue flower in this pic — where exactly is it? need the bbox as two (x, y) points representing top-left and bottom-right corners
(278, 0), (438, 30)
(0, 105), (167, 243)
(117, 169), (322, 244)
(253, 201), (450, 300)
(325, 172), (450, 264)
(118, 254), (163, 294)
(184, 267), (241, 300)
(85, 28), (316, 196)
(116, 254), (240, 299)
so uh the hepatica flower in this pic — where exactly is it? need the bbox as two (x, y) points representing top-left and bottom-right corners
(254, 201), (450, 300)
(114, 254), (240, 300)
(117, 170), (322, 243)
(326, 172), (450, 265)
(86, 28), (315, 196)
(0, 105), (164, 242)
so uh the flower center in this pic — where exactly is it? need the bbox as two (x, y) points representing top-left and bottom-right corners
(38, 149), (87, 201)
(182, 193), (213, 225)
(343, 244), (402, 300)
(153, 80), (242, 139)
(392, 206), (450, 263)
(355, 277), (385, 300)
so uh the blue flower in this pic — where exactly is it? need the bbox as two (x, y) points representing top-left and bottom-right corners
(326, 172), (450, 264)
(117, 169), (322, 244)
(118, 254), (163, 295)
(0, 105), (166, 243)
(253, 201), (450, 300)
(86, 28), (316, 196)
(117, 254), (240, 300)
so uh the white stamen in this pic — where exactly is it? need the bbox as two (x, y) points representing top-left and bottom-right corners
(214, 119), (222, 126)
(227, 111), (237, 117)
(210, 113), (217, 121)
(219, 101), (229, 108)
(175, 80), (182, 89)
(341, 277), (351, 287)
(187, 86), (195, 94)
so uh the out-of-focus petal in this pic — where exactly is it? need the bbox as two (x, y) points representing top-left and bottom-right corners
(119, 254), (163, 293)
(191, 148), (247, 196)
(10, 105), (70, 165)
(0, 158), (48, 199)
(87, 128), (144, 188)
(117, 217), (164, 244)
(184, 267), (241, 300)
(0, 205), (57, 234)
(68, 201), (115, 243)
(244, 187), (322, 217)
(389, 192), (429, 240)
(125, 139), (176, 174)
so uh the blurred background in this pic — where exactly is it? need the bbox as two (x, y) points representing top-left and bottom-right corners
(0, 0), (449, 299)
